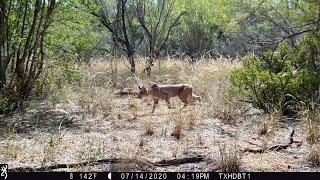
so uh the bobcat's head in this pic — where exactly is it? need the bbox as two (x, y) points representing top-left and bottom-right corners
(138, 86), (148, 99)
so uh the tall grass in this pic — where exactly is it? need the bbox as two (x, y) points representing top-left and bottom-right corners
(39, 57), (242, 119)
(218, 142), (242, 172)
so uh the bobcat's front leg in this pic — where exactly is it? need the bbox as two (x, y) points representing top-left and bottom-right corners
(152, 99), (159, 113)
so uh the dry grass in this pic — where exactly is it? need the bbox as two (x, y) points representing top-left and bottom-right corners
(172, 146), (178, 158)
(161, 125), (168, 138)
(0, 121), (16, 137)
(77, 136), (106, 163)
(129, 96), (138, 117)
(306, 120), (319, 145)
(134, 57), (241, 113)
(171, 119), (183, 140)
(4, 137), (21, 160)
(42, 60), (115, 121)
(139, 137), (145, 147)
(3, 57), (319, 172)
(144, 121), (154, 136)
(257, 111), (280, 137)
(258, 120), (269, 135)
(308, 146), (320, 166)
(301, 110), (320, 145)
(171, 112), (184, 140)
(218, 142), (241, 172)
(188, 111), (196, 129)
(1, 57), (245, 171)
(197, 132), (204, 146)
(41, 57), (242, 118)
(110, 158), (149, 172)
(42, 135), (61, 163)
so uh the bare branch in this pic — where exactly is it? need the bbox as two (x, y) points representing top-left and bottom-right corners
(258, 28), (318, 45)
(159, 11), (186, 53)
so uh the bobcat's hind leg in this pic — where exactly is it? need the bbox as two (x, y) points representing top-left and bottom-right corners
(179, 98), (189, 109)
(165, 98), (174, 109)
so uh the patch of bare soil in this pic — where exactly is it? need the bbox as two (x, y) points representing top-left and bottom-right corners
(0, 94), (319, 172)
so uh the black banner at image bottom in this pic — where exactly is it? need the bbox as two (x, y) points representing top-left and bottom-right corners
(2, 172), (319, 180)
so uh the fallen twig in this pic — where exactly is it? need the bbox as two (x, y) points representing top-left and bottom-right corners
(243, 129), (302, 154)
(9, 155), (206, 172)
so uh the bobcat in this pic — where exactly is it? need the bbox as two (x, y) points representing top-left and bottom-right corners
(138, 83), (201, 113)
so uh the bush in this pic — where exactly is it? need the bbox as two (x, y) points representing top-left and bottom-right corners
(35, 58), (81, 97)
(230, 32), (320, 114)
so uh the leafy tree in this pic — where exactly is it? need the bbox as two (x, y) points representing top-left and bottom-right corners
(167, 0), (241, 58)
(0, 0), (57, 114)
(225, 0), (320, 56)
(230, 0), (320, 114)
(47, 2), (103, 63)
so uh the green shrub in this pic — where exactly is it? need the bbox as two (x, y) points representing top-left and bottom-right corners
(230, 32), (320, 114)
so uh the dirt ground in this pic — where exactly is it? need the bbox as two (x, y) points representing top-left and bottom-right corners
(0, 93), (319, 172)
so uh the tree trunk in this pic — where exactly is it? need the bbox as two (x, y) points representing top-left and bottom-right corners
(145, 56), (154, 76)
(0, 0), (56, 114)
(120, 0), (135, 74)
(128, 50), (136, 74)
(0, 0), (5, 90)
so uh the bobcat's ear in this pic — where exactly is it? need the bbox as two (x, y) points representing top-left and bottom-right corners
(138, 85), (142, 90)
(151, 83), (158, 88)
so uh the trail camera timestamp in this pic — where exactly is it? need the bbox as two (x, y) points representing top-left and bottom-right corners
(177, 173), (210, 180)
(120, 172), (168, 180)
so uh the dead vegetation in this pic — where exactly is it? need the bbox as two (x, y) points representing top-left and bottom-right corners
(218, 143), (241, 172)
(308, 147), (320, 166)
(0, 57), (320, 172)
(144, 121), (155, 136)
(171, 118), (184, 140)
